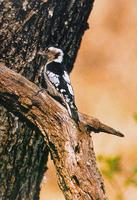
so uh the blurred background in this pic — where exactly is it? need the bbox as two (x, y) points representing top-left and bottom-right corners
(40, 0), (137, 199)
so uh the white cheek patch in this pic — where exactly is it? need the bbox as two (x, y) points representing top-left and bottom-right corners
(63, 71), (71, 83)
(54, 56), (63, 63)
(67, 83), (74, 96)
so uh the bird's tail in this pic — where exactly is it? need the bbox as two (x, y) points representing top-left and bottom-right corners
(66, 102), (79, 124)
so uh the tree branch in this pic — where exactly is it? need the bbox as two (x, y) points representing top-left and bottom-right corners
(0, 63), (124, 200)
(79, 114), (124, 137)
(0, 63), (124, 138)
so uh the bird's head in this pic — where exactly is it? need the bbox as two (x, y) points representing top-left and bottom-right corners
(45, 47), (64, 63)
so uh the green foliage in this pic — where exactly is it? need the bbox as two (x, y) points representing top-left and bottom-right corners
(98, 154), (137, 199)
(97, 155), (121, 179)
(125, 166), (137, 186)
(133, 113), (137, 122)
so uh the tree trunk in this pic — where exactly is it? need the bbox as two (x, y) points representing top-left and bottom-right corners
(0, 1), (94, 199)
(0, 1), (121, 200)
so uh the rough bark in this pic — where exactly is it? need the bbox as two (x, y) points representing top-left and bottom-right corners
(0, 0), (124, 200)
(0, 64), (124, 200)
(0, 0), (95, 199)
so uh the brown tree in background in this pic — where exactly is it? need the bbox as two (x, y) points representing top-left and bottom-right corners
(0, 1), (124, 199)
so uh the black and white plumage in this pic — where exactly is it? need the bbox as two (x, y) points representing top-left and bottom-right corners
(43, 47), (79, 123)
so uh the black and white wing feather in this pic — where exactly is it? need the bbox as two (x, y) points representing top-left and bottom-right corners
(45, 62), (79, 123)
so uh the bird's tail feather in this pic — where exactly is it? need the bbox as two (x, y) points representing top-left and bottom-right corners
(66, 102), (79, 124)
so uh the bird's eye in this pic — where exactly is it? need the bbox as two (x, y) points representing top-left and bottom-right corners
(55, 52), (60, 58)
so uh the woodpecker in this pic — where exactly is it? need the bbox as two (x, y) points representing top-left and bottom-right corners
(42, 46), (79, 123)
